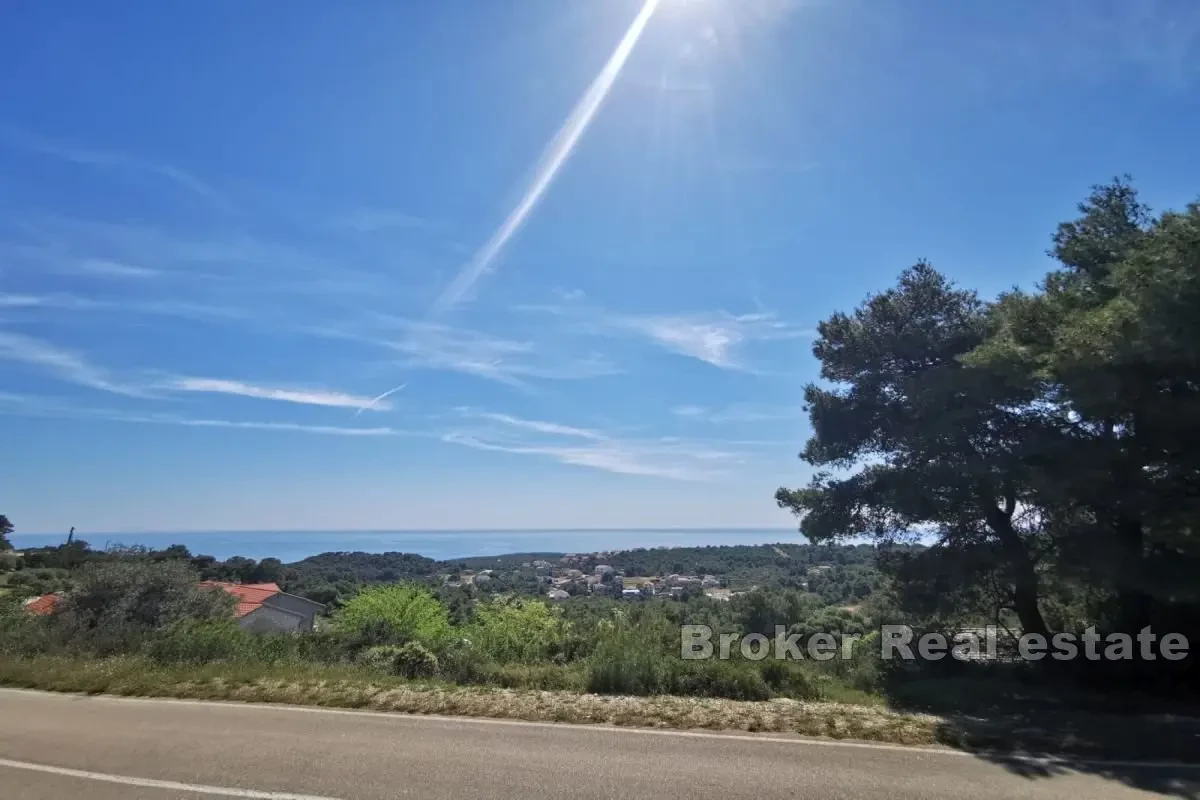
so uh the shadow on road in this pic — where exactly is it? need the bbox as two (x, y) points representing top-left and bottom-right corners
(880, 665), (1200, 797)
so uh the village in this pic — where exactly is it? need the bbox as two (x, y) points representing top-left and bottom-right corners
(442, 551), (772, 602)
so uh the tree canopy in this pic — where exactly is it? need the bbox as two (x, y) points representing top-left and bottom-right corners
(779, 179), (1200, 666)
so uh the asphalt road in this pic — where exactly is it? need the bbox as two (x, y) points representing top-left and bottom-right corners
(0, 689), (1195, 799)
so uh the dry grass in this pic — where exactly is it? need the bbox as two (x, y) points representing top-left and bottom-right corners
(1, 655), (1194, 760)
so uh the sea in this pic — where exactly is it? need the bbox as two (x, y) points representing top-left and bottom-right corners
(10, 529), (801, 564)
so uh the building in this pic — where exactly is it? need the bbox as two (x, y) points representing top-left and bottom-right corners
(594, 565), (614, 576)
(621, 587), (643, 600)
(22, 593), (62, 615)
(198, 582), (325, 633)
(24, 582), (324, 634)
(547, 589), (570, 601)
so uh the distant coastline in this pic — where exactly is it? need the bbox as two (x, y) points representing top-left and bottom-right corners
(11, 528), (801, 563)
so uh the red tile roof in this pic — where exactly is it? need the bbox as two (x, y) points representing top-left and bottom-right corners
(23, 593), (62, 615)
(197, 582), (282, 618)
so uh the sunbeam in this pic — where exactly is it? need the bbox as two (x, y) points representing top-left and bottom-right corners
(432, 0), (662, 313)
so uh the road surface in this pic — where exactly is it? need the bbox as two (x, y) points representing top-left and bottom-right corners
(0, 689), (1193, 799)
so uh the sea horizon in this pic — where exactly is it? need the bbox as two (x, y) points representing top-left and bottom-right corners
(11, 528), (803, 563)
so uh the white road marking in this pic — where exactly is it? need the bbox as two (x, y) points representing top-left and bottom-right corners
(3, 688), (1198, 772)
(0, 756), (343, 800)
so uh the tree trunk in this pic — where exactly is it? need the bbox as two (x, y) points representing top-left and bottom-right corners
(1113, 516), (1151, 633)
(982, 500), (1051, 639)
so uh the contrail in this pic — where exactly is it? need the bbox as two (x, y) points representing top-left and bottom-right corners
(433, 0), (661, 313)
(354, 383), (407, 416)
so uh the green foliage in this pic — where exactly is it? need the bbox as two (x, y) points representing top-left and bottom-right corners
(393, 641), (439, 678)
(0, 595), (54, 656)
(466, 597), (566, 664)
(356, 642), (439, 678)
(3, 567), (71, 597)
(0, 514), (12, 552)
(333, 584), (451, 648)
(54, 560), (235, 655)
(145, 619), (254, 665)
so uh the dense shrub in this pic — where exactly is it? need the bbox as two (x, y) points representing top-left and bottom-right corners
(333, 584), (451, 649)
(466, 598), (565, 664)
(146, 619), (253, 665)
(393, 641), (438, 678)
(356, 642), (438, 677)
(673, 660), (772, 702)
(0, 596), (55, 656)
(358, 645), (405, 673)
(51, 561), (234, 655)
(758, 659), (821, 699)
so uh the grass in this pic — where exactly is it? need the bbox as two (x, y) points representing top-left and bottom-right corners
(2, 654), (1196, 761)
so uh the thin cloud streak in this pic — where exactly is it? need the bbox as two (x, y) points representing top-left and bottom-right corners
(169, 377), (393, 411)
(330, 318), (618, 388)
(355, 383), (408, 417)
(76, 259), (160, 278)
(519, 303), (814, 370)
(671, 402), (804, 423)
(432, 0), (661, 312)
(0, 331), (150, 397)
(460, 409), (607, 440)
(443, 409), (747, 481)
(1, 128), (224, 205)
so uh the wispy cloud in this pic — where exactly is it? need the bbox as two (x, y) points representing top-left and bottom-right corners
(0, 395), (406, 437)
(136, 416), (402, 437)
(0, 331), (149, 397)
(0, 293), (244, 322)
(670, 402), (803, 423)
(457, 409), (607, 440)
(328, 318), (617, 389)
(1, 128), (224, 205)
(443, 410), (746, 481)
(432, 0), (661, 311)
(167, 377), (394, 411)
(75, 259), (160, 278)
(519, 304), (812, 370)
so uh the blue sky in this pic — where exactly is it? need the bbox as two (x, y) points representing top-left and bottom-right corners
(2, 0), (1199, 534)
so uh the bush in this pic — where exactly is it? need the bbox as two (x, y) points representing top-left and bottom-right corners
(393, 641), (438, 678)
(437, 641), (497, 684)
(357, 642), (439, 678)
(673, 660), (771, 702)
(585, 613), (675, 695)
(54, 561), (234, 655)
(466, 598), (565, 664)
(0, 597), (55, 656)
(333, 584), (451, 649)
(358, 645), (405, 673)
(146, 619), (253, 665)
(758, 660), (821, 700)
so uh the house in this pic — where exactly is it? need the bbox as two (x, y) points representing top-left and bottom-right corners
(547, 589), (570, 601)
(704, 588), (733, 602)
(22, 593), (62, 615)
(621, 587), (643, 600)
(199, 582), (324, 633)
(594, 564), (614, 576)
(23, 583), (322, 634)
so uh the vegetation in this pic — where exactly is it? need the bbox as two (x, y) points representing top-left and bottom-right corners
(1, 179), (1198, 755)
(777, 178), (1200, 690)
